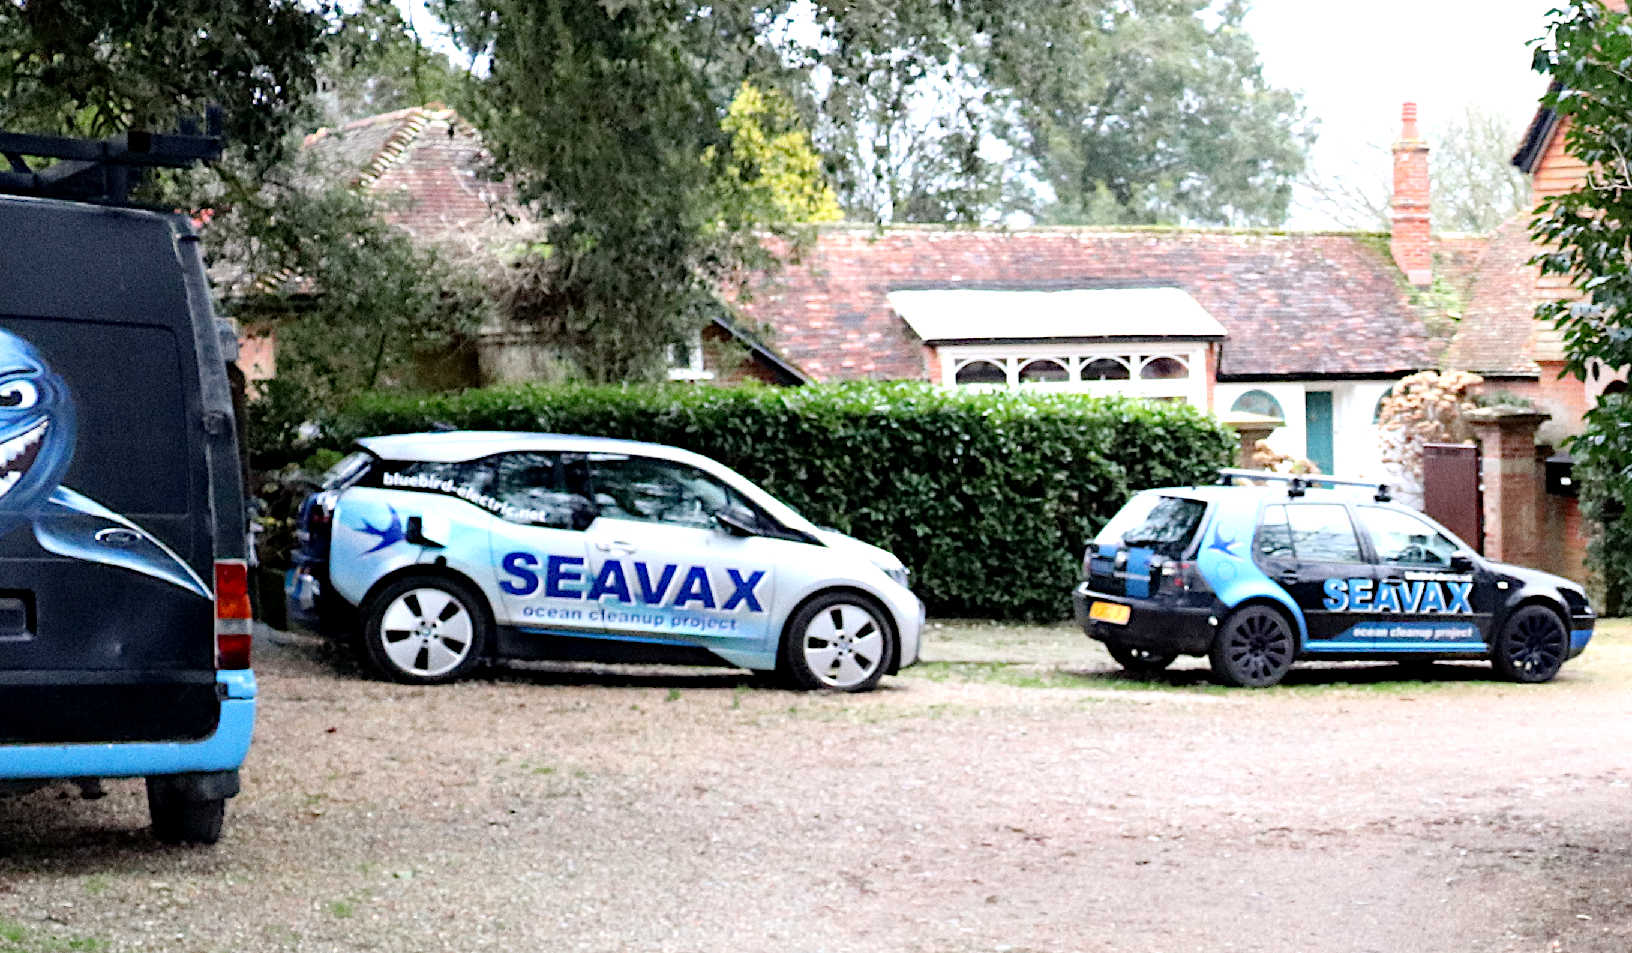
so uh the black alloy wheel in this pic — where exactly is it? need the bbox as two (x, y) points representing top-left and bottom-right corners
(1492, 605), (1568, 684)
(1210, 605), (1295, 688)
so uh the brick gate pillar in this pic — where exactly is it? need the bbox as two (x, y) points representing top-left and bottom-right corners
(1466, 409), (1548, 566)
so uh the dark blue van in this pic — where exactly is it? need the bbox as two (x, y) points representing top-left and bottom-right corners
(0, 134), (253, 843)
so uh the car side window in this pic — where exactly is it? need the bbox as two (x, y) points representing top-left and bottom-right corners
(489, 452), (597, 530)
(586, 454), (742, 530)
(1283, 503), (1363, 563)
(1356, 505), (1460, 568)
(1257, 504), (1296, 559)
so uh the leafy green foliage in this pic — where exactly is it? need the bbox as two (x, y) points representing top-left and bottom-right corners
(319, 0), (472, 125)
(210, 163), (492, 409)
(985, 0), (1310, 226)
(264, 381), (1233, 620)
(451, 1), (815, 383)
(0, 0), (326, 169)
(798, 0), (1309, 225)
(1530, 1), (1632, 610)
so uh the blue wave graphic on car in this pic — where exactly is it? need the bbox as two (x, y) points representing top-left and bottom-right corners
(0, 329), (209, 599)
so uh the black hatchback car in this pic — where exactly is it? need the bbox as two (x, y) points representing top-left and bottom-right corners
(1073, 471), (1595, 687)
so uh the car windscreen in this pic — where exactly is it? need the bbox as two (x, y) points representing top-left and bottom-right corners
(1095, 494), (1208, 558)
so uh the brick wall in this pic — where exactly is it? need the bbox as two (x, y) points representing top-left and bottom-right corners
(1390, 103), (1433, 287)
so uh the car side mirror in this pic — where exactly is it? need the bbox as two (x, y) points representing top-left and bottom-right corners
(1449, 552), (1475, 573)
(714, 504), (760, 537)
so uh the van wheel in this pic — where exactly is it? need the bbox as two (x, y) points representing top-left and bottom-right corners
(1210, 605), (1295, 688)
(783, 593), (894, 693)
(146, 781), (223, 845)
(1491, 605), (1568, 683)
(362, 575), (489, 684)
(1105, 641), (1177, 674)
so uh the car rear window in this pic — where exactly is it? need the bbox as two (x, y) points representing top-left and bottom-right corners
(1095, 494), (1208, 558)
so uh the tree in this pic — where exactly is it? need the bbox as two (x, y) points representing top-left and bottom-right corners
(448, 1), (832, 383)
(1529, 1), (1632, 610)
(793, 0), (1311, 226)
(318, 0), (471, 126)
(0, 0), (327, 169)
(986, 0), (1310, 226)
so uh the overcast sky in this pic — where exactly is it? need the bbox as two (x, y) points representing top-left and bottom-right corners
(1242, 0), (1557, 226)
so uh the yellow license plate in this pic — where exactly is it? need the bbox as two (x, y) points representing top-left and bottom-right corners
(1089, 601), (1130, 625)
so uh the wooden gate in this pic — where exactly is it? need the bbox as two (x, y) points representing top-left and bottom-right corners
(1422, 443), (1482, 553)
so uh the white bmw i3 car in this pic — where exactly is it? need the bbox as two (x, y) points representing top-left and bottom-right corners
(288, 432), (924, 692)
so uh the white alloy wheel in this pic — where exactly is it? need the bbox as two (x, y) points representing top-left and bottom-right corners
(377, 586), (476, 679)
(799, 601), (888, 690)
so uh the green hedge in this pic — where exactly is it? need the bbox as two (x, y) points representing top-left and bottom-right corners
(292, 382), (1233, 621)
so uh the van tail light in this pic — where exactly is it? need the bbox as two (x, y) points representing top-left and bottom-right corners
(215, 560), (253, 669)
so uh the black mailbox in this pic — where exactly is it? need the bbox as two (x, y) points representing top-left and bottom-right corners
(1545, 450), (1576, 498)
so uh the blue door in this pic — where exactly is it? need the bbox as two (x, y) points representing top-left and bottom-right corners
(1305, 391), (1334, 474)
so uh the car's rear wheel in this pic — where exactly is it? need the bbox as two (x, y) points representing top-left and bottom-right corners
(1491, 604), (1567, 684)
(1105, 641), (1177, 675)
(362, 575), (489, 685)
(1210, 605), (1295, 688)
(783, 592), (894, 693)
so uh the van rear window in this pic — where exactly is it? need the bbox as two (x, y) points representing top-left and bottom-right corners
(0, 317), (189, 516)
(1096, 494), (1208, 558)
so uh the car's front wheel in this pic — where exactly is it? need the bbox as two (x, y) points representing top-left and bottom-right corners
(1491, 604), (1568, 683)
(1209, 605), (1295, 688)
(1105, 641), (1177, 675)
(362, 575), (490, 685)
(783, 592), (894, 692)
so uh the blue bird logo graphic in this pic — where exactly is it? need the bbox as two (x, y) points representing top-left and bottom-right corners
(358, 506), (406, 553)
(1208, 527), (1241, 558)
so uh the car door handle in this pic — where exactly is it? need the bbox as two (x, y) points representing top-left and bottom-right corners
(594, 540), (637, 555)
(1277, 570), (1299, 586)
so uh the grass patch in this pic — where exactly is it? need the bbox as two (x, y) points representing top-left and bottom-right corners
(0, 918), (107, 952)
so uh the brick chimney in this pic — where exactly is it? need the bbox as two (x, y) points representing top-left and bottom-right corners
(1390, 102), (1432, 287)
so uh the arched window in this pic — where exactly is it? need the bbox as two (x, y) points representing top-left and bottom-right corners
(1230, 389), (1284, 419)
(954, 360), (1007, 385)
(1372, 386), (1395, 424)
(1017, 359), (1069, 383)
(1080, 357), (1131, 381)
(1140, 356), (1188, 380)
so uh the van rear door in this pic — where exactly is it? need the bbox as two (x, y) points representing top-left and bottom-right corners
(0, 200), (227, 745)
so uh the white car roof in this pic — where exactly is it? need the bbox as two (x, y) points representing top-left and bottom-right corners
(357, 431), (710, 466)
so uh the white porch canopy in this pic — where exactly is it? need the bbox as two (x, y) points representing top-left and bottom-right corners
(886, 286), (1227, 342)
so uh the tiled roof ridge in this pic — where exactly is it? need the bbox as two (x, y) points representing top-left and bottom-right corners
(357, 106), (463, 191)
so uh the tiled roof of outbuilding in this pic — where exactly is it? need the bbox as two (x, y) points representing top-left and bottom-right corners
(303, 106), (510, 238)
(1440, 216), (1546, 377)
(738, 226), (1454, 381)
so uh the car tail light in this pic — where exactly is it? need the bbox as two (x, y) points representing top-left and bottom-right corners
(1160, 560), (1210, 593)
(215, 560), (252, 669)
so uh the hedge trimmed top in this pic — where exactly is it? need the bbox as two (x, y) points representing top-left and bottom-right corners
(302, 382), (1235, 621)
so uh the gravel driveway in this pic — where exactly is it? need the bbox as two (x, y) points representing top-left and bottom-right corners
(1, 620), (1629, 953)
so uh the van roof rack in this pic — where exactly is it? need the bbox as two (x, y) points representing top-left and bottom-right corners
(1217, 468), (1393, 503)
(0, 110), (223, 206)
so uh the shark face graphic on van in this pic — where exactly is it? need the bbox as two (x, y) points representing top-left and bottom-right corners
(0, 328), (209, 599)
(0, 331), (74, 521)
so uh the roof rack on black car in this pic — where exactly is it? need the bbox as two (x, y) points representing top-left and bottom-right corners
(0, 109), (223, 206)
(1216, 468), (1393, 503)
